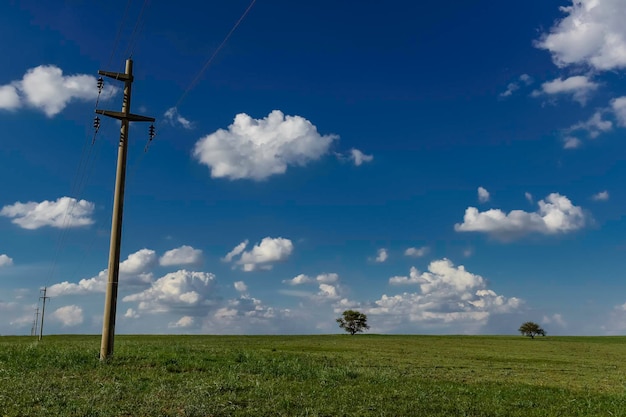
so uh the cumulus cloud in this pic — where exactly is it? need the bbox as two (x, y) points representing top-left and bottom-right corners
(123, 270), (216, 314)
(0, 197), (94, 230)
(234, 281), (248, 292)
(368, 259), (522, 328)
(565, 111), (613, 140)
(164, 107), (193, 129)
(193, 110), (338, 180)
(404, 247), (429, 258)
(222, 240), (248, 263)
(532, 76), (599, 105)
(536, 0), (626, 71)
(159, 245), (203, 266)
(374, 248), (388, 263)
(455, 193), (586, 240)
(51, 305), (84, 327)
(563, 136), (582, 149)
(283, 273), (339, 286)
(543, 313), (566, 327)
(211, 295), (290, 330)
(169, 316), (194, 328)
(0, 254), (13, 267)
(477, 186), (490, 203)
(611, 97), (626, 126)
(0, 65), (117, 116)
(350, 148), (373, 166)
(124, 308), (139, 319)
(226, 237), (293, 271)
(48, 249), (156, 296)
(592, 191), (609, 201)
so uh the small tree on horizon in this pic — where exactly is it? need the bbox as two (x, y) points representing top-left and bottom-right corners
(518, 321), (546, 339)
(337, 310), (369, 335)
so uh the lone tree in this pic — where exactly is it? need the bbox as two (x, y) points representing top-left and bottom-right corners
(337, 310), (369, 335)
(518, 321), (546, 339)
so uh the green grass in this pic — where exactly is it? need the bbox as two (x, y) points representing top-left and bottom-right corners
(1, 335), (626, 416)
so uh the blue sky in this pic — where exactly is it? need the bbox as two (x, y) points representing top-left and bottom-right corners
(2, 0), (626, 336)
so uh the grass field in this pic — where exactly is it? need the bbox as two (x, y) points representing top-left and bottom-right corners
(1, 335), (625, 416)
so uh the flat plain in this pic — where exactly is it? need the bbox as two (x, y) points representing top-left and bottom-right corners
(1, 335), (625, 416)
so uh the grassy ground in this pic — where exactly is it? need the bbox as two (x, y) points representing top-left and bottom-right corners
(1, 334), (625, 416)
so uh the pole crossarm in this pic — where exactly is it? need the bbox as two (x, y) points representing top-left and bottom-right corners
(98, 70), (132, 82)
(96, 109), (155, 123)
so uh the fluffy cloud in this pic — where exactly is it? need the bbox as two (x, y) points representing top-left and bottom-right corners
(51, 305), (84, 327)
(210, 295), (291, 333)
(350, 148), (373, 166)
(193, 110), (338, 180)
(48, 249), (156, 296)
(159, 245), (203, 266)
(592, 191), (609, 201)
(234, 281), (248, 292)
(543, 313), (567, 327)
(566, 111), (613, 140)
(369, 259), (522, 329)
(532, 76), (599, 105)
(169, 316), (194, 328)
(0, 65), (117, 116)
(404, 247), (429, 258)
(0, 197), (94, 230)
(455, 193), (586, 240)
(164, 107), (193, 129)
(563, 136), (582, 149)
(0, 254), (13, 267)
(536, 0), (626, 71)
(477, 186), (490, 203)
(611, 97), (626, 127)
(225, 237), (293, 271)
(283, 273), (339, 286)
(374, 248), (388, 263)
(123, 270), (216, 314)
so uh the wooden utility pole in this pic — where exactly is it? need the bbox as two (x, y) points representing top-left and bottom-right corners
(96, 59), (154, 360)
(38, 288), (49, 341)
(31, 307), (40, 337)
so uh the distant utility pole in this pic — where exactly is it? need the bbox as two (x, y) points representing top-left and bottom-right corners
(38, 287), (49, 341)
(31, 307), (40, 337)
(96, 59), (154, 361)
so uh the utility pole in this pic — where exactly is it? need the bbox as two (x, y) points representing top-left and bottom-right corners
(38, 287), (49, 341)
(31, 307), (40, 337)
(96, 59), (154, 360)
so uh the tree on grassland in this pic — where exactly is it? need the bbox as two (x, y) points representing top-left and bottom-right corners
(336, 310), (369, 335)
(518, 321), (546, 339)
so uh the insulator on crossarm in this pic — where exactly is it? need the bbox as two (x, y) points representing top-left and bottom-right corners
(148, 124), (156, 141)
(94, 116), (101, 132)
(97, 77), (104, 93)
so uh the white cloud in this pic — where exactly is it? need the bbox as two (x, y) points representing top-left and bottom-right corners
(317, 283), (341, 300)
(350, 148), (373, 166)
(592, 191), (609, 201)
(374, 248), (388, 263)
(563, 136), (582, 149)
(369, 259), (522, 328)
(193, 110), (338, 180)
(477, 186), (490, 203)
(0, 254), (13, 267)
(404, 246), (429, 258)
(536, 0), (626, 71)
(500, 74), (534, 98)
(525, 192), (534, 204)
(164, 107), (193, 129)
(124, 308), (139, 319)
(0, 65), (117, 116)
(170, 316), (194, 328)
(48, 249), (156, 296)
(566, 111), (612, 139)
(159, 245), (203, 266)
(532, 76), (599, 105)
(611, 97), (626, 127)
(123, 270), (216, 314)
(542, 313), (567, 327)
(51, 305), (83, 327)
(455, 193), (586, 240)
(234, 281), (248, 292)
(0, 85), (20, 110)
(222, 240), (248, 262)
(283, 273), (339, 286)
(0, 197), (94, 230)
(232, 237), (293, 271)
